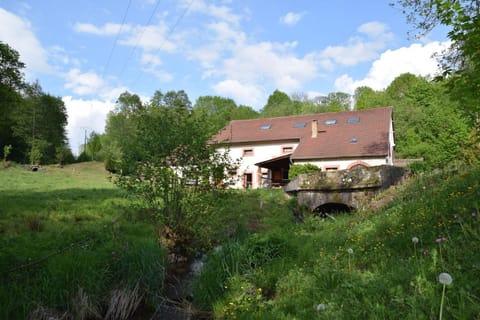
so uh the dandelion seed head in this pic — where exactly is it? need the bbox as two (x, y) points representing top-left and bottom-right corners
(316, 303), (326, 312)
(347, 248), (353, 254)
(412, 237), (419, 244)
(439, 273), (453, 285)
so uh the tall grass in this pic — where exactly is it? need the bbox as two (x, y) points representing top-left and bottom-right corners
(194, 166), (480, 319)
(0, 162), (166, 319)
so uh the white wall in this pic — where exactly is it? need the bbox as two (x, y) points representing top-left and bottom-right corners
(217, 141), (299, 189)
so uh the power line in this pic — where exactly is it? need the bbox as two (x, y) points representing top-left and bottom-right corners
(117, 0), (163, 79)
(131, 0), (195, 89)
(102, 0), (133, 79)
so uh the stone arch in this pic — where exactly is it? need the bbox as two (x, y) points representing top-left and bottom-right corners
(347, 160), (370, 169)
(313, 202), (352, 217)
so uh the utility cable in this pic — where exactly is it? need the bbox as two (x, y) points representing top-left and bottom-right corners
(102, 0), (133, 79)
(117, 0), (162, 79)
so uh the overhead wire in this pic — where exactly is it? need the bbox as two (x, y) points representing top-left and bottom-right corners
(101, 0), (132, 80)
(117, 0), (163, 80)
(130, 0), (195, 89)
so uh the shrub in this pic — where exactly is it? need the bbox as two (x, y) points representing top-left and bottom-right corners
(288, 164), (321, 180)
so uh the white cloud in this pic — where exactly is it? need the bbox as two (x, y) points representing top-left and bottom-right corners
(73, 22), (130, 36)
(0, 8), (52, 76)
(280, 12), (304, 26)
(182, 0), (242, 25)
(119, 23), (178, 53)
(63, 96), (115, 154)
(334, 41), (450, 94)
(213, 79), (264, 107)
(319, 21), (395, 67)
(64, 69), (106, 96)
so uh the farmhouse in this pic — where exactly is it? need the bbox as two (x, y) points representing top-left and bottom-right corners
(211, 106), (395, 189)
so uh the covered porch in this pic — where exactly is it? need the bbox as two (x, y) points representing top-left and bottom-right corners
(255, 154), (292, 188)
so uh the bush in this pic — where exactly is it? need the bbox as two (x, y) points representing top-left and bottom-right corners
(288, 164), (321, 180)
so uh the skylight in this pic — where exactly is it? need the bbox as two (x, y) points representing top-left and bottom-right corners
(260, 124), (271, 130)
(293, 122), (306, 128)
(347, 117), (360, 124)
(324, 119), (337, 125)
(351, 137), (358, 143)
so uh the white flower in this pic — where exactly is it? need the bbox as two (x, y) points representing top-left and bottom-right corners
(347, 248), (354, 254)
(316, 303), (326, 312)
(438, 273), (453, 285)
(412, 237), (419, 244)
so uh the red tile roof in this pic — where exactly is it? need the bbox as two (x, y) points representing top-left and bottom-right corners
(211, 107), (393, 159)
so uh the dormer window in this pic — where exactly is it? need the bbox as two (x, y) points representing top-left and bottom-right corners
(294, 122), (306, 128)
(324, 119), (337, 125)
(282, 146), (293, 153)
(260, 124), (271, 130)
(347, 117), (360, 124)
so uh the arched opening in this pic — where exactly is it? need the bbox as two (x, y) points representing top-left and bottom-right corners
(313, 203), (352, 217)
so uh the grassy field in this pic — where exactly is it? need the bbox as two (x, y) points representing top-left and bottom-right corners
(2, 162), (479, 319)
(193, 166), (480, 319)
(0, 162), (165, 319)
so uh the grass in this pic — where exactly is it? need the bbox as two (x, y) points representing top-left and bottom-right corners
(2, 161), (479, 319)
(194, 166), (480, 319)
(0, 162), (166, 319)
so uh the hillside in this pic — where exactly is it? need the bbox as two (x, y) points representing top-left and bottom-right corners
(193, 166), (480, 319)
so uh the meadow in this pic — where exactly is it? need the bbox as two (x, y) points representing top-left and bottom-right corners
(1, 162), (479, 319)
(0, 162), (165, 319)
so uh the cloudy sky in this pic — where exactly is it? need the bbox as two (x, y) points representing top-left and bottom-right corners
(1, 0), (449, 154)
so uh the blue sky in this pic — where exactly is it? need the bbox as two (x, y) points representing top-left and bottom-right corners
(1, 0), (449, 153)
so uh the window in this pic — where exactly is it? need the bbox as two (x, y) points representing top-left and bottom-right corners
(294, 122), (306, 128)
(351, 137), (358, 143)
(282, 146), (293, 153)
(325, 166), (338, 171)
(242, 148), (254, 156)
(324, 119), (337, 125)
(347, 117), (360, 124)
(260, 124), (271, 129)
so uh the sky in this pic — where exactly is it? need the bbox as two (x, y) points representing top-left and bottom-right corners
(0, 0), (449, 154)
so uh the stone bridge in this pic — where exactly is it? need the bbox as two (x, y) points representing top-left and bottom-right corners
(284, 165), (406, 213)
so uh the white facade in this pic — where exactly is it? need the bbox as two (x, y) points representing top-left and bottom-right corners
(218, 141), (392, 189)
(218, 140), (298, 189)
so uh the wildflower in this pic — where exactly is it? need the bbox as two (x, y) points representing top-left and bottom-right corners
(472, 212), (477, 218)
(412, 237), (419, 244)
(436, 237), (446, 243)
(438, 273), (453, 285)
(453, 214), (458, 219)
(438, 272), (453, 320)
(316, 303), (326, 312)
(422, 249), (429, 255)
(347, 248), (354, 254)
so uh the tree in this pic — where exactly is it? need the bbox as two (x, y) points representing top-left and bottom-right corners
(86, 131), (102, 161)
(261, 89), (298, 117)
(103, 91), (143, 172)
(0, 42), (26, 162)
(393, 0), (480, 120)
(385, 73), (470, 168)
(353, 86), (389, 110)
(11, 82), (68, 164)
(110, 90), (234, 258)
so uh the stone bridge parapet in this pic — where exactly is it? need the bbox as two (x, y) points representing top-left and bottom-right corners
(284, 165), (406, 211)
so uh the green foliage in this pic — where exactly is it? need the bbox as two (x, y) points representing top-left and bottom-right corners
(394, 0), (480, 119)
(107, 90), (235, 256)
(195, 166), (480, 319)
(3, 144), (12, 163)
(288, 163), (321, 180)
(0, 163), (166, 319)
(261, 89), (298, 117)
(1, 43), (70, 164)
(354, 86), (389, 110)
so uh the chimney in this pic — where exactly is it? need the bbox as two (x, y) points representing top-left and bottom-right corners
(311, 119), (318, 138)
